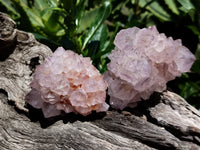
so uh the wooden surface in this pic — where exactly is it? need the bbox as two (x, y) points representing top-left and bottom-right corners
(0, 12), (200, 150)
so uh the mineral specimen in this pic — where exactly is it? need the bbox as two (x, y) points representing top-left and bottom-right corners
(105, 26), (196, 110)
(26, 47), (108, 118)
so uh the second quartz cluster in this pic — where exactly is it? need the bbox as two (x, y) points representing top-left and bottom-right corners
(104, 26), (195, 109)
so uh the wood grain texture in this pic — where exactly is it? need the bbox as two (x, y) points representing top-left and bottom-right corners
(0, 12), (52, 112)
(0, 12), (200, 150)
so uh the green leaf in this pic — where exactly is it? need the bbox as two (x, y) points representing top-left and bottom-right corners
(136, 0), (171, 21)
(164, 0), (179, 15)
(77, 6), (101, 33)
(86, 24), (109, 58)
(34, 0), (49, 11)
(0, 0), (19, 18)
(98, 56), (108, 74)
(191, 59), (200, 75)
(195, 44), (200, 58)
(40, 7), (66, 37)
(14, 0), (44, 27)
(74, 0), (86, 29)
(11, 0), (44, 32)
(187, 25), (200, 36)
(179, 81), (200, 99)
(94, 21), (120, 59)
(25, 8), (44, 27)
(87, 24), (112, 74)
(188, 9), (196, 22)
(92, 24), (108, 51)
(60, 0), (74, 10)
(145, 0), (171, 21)
(32, 33), (60, 45)
(177, 0), (194, 13)
(81, 1), (112, 51)
(34, 0), (58, 11)
(48, 0), (58, 7)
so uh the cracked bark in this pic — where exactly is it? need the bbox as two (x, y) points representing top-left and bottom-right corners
(0, 12), (200, 150)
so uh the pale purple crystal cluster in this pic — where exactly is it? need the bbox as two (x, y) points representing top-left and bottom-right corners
(26, 47), (108, 118)
(104, 26), (196, 110)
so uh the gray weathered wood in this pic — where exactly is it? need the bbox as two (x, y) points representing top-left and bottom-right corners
(0, 12), (200, 150)
(0, 12), (52, 112)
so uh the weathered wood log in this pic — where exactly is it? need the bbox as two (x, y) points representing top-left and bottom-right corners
(0, 12), (200, 150)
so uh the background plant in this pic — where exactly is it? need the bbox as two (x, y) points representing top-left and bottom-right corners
(0, 0), (199, 109)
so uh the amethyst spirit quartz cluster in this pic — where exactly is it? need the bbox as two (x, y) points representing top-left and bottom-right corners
(26, 26), (196, 118)
(104, 26), (196, 110)
(26, 47), (109, 118)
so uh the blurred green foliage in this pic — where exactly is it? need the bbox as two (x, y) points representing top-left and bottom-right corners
(0, 0), (200, 109)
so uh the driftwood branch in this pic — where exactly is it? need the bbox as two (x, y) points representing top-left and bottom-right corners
(0, 12), (200, 150)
